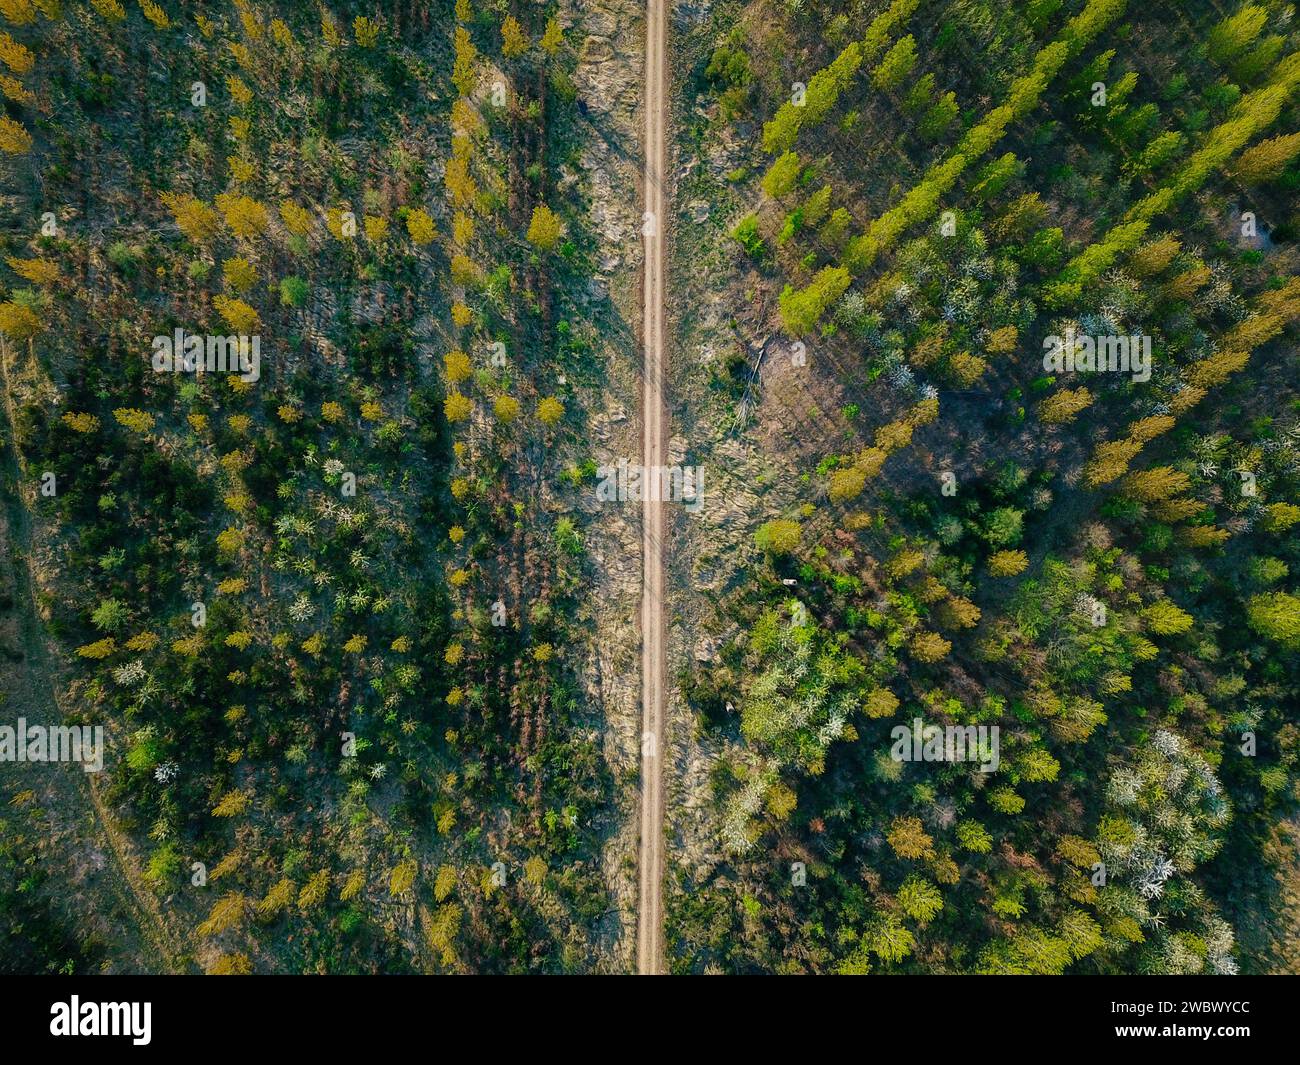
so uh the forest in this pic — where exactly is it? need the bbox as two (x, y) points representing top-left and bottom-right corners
(0, 0), (634, 975)
(666, 0), (1300, 974)
(1, 0), (1298, 978)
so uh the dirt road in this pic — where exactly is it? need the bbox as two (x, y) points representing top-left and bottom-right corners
(636, 0), (668, 976)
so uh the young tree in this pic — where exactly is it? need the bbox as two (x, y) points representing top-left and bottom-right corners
(536, 396), (564, 425)
(1247, 592), (1300, 648)
(988, 550), (1029, 576)
(1233, 132), (1300, 183)
(501, 15), (528, 58)
(761, 151), (801, 199)
(353, 15), (381, 47)
(0, 113), (30, 153)
(526, 204), (564, 251)
(1207, 5), (1267, 67)
(779, 266), (850, 335)
(872, 35), (917, 91)
(540, 17), (563, 56)
(887, 816), (935, 860)
(755, 519), (801, 554)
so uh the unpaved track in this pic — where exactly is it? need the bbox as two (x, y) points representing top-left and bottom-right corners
(636, 0), (668, 976)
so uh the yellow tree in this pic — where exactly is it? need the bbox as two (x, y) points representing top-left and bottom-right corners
(936, 596), (981, 629)
(0, 300), (41, 339)
(7, 257), (58, 284)
(1126, 414), (1175, 443)
(353, 15), (380, 47)
(828, 466), (866, 504)
(0, 1), (34, 27)
(1039, 387), (1093, 424)
(541, 16), (563, 55)
(865, 688), (900, 718)
(988, 550), (1029, 576)
(1129, 234), (1181, 276)
(389, 860), (418, 896)
(445, 156), (478, 209)
(197, 893), (247, 937)
(1122, 466), (1191, 503)
(754, 519), (800, 554)
(909, 631), (951, 662)
(1234, 132), (1300, 183)
(222, 257), (257, 293)
(444, 392), (473, 422)
(453, 26), (477, 96)
(406, 208), (437, 244)
(0, 114), (30, 153)
(0, 74), (34, 105)
(280, 200), (313, 237)
(162, 193), (219, 243)
(527, 204), (564, 251)
(113, 408), (155, 433)
(887, 816), (935, 860)
(1082, 439), (1142, 487)
(493, 395), (520, 423)
(443, 349), (472, 383)
(501, 15), (528, 58)
(211, 790), (250, 817)
(0, 31), (33, 74)
(139, 2), (171, 30)
(255, 878), (296, 920)
(213, 294), (260, 333)
(536, 396), (564, 425)
(216, 193), (269, 239)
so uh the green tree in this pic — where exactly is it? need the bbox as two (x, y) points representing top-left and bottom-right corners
(982, 506), (1024, 547)
(761, 43), (862, 154)
(919, 91), (959, 140)
(801, 185), (832, 228)
(1247, 592), (1300, 648)
(1206, 5), (1267, 67)
(779, 266), (850, 335)
(706, 36), (751, 88)
(872, 35), (917, 91)
(761, 151), (801, 199)
(279, 276), (309, 307)
(755, 519), (801, 554)
(91, 598), (129, 632)
(897, 877), (943, 925)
